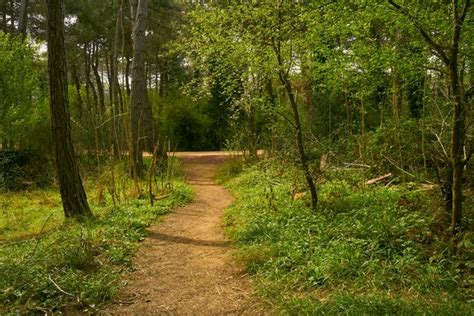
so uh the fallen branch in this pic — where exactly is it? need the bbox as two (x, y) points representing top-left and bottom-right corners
(381, 154), (416, 178)
(154, 193), (171, 201)
(48, 275), (74, 297)
(344, 162), (371, 169)
(367, 173), (392, 185)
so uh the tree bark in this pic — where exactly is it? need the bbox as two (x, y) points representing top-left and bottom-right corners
(111, 0), (125, 157)
(129, 0), (153, 177)
(70, 63), (83, 115)
(281, 71), (318, 209)
(265, 79), (277, 155)
(449, 0), (470, 232)
(18, 0), (28, 38)
(449, 8), (465, 232)
(125, 56), (131, 96)
(46, 0), (92, 220)
(84, 43), (98, 112)
(156, 64), (168, 166)
(92, 43), (105, 116)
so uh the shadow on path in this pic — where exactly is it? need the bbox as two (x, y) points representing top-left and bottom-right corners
(147, 231), (231, 248)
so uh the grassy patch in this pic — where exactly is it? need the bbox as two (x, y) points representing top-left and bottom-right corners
(214, 157), (244, 184)
(223, 159), (473, 315)
(0, 174), (193, 313)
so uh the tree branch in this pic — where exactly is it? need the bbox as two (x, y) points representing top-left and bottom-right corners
(387, 0), (450, 65)
(465, 85), (474, 101)
(275, 110), (297, 129)
(459, 0), (471, 25)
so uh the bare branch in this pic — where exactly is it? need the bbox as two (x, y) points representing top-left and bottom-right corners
(48, 275), (74, 297)
(275, 110), (297, 129)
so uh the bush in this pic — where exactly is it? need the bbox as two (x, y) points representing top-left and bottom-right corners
(0, 149), (52, 190)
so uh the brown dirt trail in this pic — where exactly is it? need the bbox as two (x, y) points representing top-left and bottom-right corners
(103, 152), (265, 315)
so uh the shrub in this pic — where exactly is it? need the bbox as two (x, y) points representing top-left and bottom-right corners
(0, 149), (52, 190)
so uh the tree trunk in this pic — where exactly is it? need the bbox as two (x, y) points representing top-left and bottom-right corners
(46, 0), (92, 220)
(129, 0), (153, 178)
(18, 0), (28, 38)
(70, 63), (83, 115)
(279, 70), (318, 209)
(156, 65), (168, 166)
(9, 0), (15, 33)
(105, 53), (113, 103)
(360, 96), (366, 162)
(448, 0), (470, 233)
(125, 56), (131, 96)
(247, 102), (257, 159)
(111, 0), (124, 158)
(265, 79), (277, 155)
(449, 50), (465, 233)
(92, 43), (105, 116)
(407, 75), (424, 119)
(84, 43), (98, 112)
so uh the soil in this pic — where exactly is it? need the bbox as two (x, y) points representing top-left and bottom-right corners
(102, 152), (266, 315)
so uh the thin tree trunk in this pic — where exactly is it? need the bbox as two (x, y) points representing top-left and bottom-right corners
(130, 0), (153, 178)
(156, 65), (168, 166)
(105, 53), (113, 103)
(46, 0), (92, 220)
(392, 72), (405, 179)
(92, 43), (105, 116)
(449, 0), (470, 232)
(70, 63), (83, 115)
(9, 0), (15, 33)
(84, 43), (98, 112)
(125, 56), (131, 96)
(449, 45), (465, 233)
(18, 0), (28, 38)
(265, 79), (277, 155)
(281, 72), (318, 209)
(112, 0), (124, 158)
(360, 96), (366, 162)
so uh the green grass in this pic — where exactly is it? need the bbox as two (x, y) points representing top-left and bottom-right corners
(222, 159), (473, 315)
(0, 174), (193, 313)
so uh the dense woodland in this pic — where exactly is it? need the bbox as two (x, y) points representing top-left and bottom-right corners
(0, 0), (473, 314)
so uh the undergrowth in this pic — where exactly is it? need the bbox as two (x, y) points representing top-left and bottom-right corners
(0, 163), (193, 314)
(222, 158), (473, 315)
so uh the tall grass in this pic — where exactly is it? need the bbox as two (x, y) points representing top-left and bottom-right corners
(222, 159), (473, 315)
(0, 159), (193, 314)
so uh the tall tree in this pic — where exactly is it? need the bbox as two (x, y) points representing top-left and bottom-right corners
(18, 0), (28, 38)
(129, 0), (154, 178)
(46, 0), (92, 220)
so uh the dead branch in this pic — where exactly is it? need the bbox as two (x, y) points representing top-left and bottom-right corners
(48, 275), (74, 297)
(367, 173), (392, 185)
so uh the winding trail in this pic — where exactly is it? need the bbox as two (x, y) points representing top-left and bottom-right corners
(103, 152), (264, 315)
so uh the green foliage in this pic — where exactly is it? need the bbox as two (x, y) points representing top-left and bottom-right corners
(0, 32), (48, 148)
(0, 149), (52, 190)
(0, 181), (193, 313)
(159, 92), (217, 150)
(214, 157), (244, 184)
(224, 160), (473, 314)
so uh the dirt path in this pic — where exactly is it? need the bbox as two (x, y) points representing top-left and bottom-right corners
(103, 152), (264, 315)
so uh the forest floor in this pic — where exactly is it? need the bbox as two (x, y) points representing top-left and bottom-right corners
(103, 152), (265, 315)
